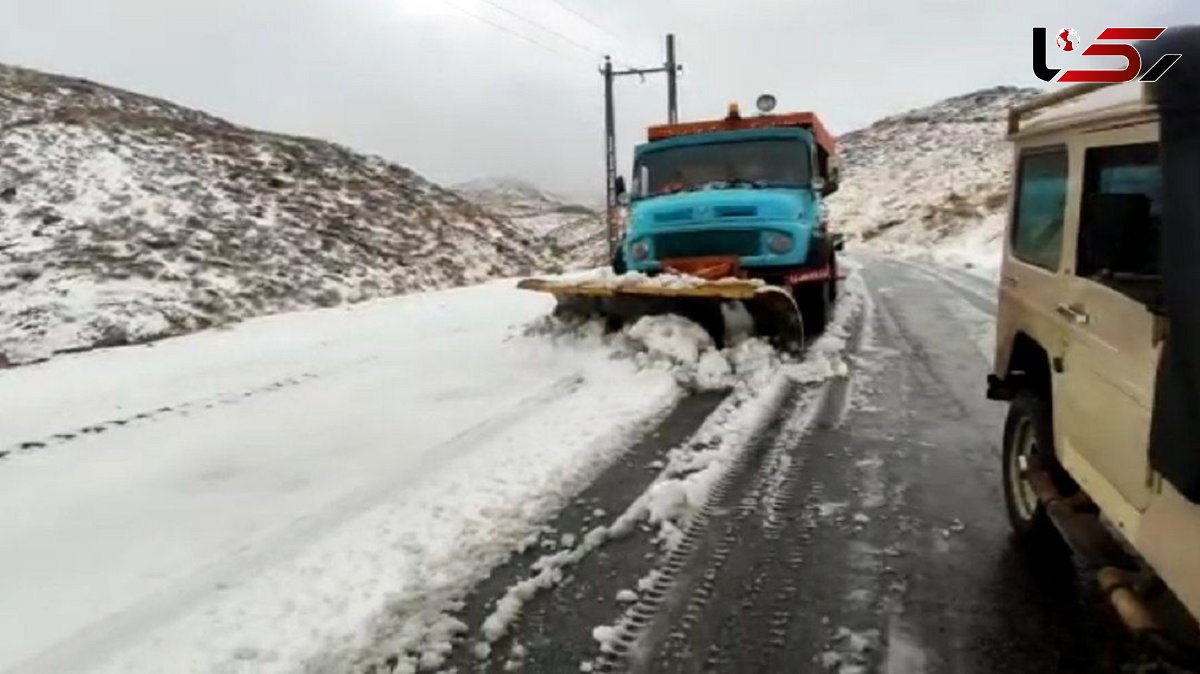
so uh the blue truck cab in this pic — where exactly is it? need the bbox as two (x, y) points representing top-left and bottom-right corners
(616, 104), (843, 331)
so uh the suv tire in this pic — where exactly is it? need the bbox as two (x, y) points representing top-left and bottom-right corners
(1002, 391), (1060, 542)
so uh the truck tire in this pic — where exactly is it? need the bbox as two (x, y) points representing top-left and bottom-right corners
(794, 281), (831, 336)
(611, 247), (627, 275)
(1001, 391), (1061, 544)
(829, 251), (839, 302)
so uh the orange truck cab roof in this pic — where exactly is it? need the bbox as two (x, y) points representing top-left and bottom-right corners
(646, 111), (836, 158)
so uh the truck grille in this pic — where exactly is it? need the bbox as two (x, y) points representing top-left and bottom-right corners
(714, 205), (757, 218)
(654, 230), (761, 259)
(653, 208), (694, 223)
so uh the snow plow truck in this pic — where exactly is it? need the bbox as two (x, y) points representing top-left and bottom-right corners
(519, 96), (843, 352)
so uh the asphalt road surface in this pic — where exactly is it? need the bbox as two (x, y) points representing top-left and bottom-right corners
(417, 256), (1166, 674)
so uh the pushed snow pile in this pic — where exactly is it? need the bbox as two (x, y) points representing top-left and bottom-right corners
(455, 176), (605, 270)
(622, 314), (779, 391)
(0, 64), (556, 365)
(524, 279), (781, 393)
(525, 266), (767, 290)
(828, 86), (1039, 273)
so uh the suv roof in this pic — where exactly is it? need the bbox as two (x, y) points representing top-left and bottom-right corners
(1007, 82), (1158, 140)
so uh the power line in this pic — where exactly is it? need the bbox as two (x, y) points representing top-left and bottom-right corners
(436, 0), (593, 64)
(542, 0), (625, 47)
(472, 0), (608, 58)
(541, 0), (661, 66)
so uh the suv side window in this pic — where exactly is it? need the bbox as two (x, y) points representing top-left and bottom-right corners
(1076, 143), (1161, 305)
(1011, 148), (1069, 271)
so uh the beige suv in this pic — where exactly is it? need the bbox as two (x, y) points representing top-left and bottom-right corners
(989, 60), (1200, 663)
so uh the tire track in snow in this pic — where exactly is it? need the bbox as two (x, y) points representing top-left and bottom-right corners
(0, 373), (318, 460)
(610, 301), (866, 673)
(888, 256), (997, 317)
(860, 256), (1144, 673)
(618, 385), (824, 672)
(363, 388), (729, 673)
(0, 356), (386, 462)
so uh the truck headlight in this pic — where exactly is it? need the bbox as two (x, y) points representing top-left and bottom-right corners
(630, 241), (650, 261)
(766, 233), (793, 254)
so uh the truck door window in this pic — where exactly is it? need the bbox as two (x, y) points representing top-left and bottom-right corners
(1076, 143), (1162, 305)
(1011, 148), (1068, 271)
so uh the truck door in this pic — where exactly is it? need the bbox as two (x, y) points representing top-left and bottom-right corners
(1057, 137), (1162, 519)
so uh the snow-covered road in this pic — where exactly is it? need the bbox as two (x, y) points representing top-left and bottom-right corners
(1, 255), (1146, 674)
(0, 281), (693, 673)
(400, 255), (1145, 674)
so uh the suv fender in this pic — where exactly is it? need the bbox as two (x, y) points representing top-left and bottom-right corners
(988, 332), (1051, 401)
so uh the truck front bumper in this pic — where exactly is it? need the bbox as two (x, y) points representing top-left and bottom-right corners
(624, 222), (812, 273)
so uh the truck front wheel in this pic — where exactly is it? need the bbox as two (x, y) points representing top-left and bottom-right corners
(829, 252), (839, 302)
(611, 247), (627, 275)
(794, 281), (832, 336)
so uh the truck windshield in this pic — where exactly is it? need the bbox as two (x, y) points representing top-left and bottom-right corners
(633, 139), (811, 198)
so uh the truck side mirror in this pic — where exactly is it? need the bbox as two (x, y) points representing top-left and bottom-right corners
(825, 166), (840, 196)
(614, 175), (630, 206)
(831, 232), (846, 252)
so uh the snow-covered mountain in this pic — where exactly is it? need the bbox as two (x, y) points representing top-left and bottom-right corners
(829, 86), (1041, 269)
(455, 177), (606, 269)
(0, 64), (556, 365)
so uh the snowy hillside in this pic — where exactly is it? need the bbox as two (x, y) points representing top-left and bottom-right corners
(828, 86), (1041, 271)
(0, 64), (555, 365)
(455, 177), (606, 270)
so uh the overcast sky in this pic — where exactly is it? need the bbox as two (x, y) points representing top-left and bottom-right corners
(1, 0), (1193, 200)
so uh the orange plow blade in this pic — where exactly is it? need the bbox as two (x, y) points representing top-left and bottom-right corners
(517, 276), (804, 353)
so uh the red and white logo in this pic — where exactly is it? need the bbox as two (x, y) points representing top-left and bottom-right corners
(1033, 27), (1183, 83)
(1056, 28), (1081, 52)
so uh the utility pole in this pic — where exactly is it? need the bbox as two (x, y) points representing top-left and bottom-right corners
(602, 56), (618, 260)
(601, 34), (684, 259)
(666, 34), (678, 124)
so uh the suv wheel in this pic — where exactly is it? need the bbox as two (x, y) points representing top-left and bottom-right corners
(1002, 391), (1058, 541)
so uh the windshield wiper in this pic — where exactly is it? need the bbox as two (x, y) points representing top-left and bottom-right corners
(680, 180), (730, 193)
(673, 179), (805, 194)
(727, 179), (771, 189)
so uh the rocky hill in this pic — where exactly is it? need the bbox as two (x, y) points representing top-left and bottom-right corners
(0, 64), (555, 365)
(828, 85), (1042, 269)
(455, 177), (606, 270)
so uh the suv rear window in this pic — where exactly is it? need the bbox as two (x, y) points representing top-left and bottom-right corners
(1011, 149), (1069, 271)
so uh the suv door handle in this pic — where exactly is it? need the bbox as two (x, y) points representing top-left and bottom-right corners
(1057, 303), (1090, 325)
